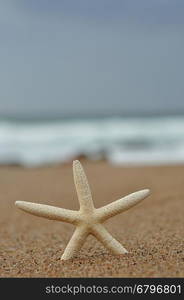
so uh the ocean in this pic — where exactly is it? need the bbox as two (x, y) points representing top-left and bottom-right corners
(0, 115), (184, 167)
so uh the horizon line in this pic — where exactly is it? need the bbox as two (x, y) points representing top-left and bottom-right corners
(0, 110), (184, 122)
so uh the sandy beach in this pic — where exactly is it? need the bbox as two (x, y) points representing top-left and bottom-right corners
(0, 160), (184, 277)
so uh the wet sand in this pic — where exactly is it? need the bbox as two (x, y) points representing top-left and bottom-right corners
(0, 160), (184, 277)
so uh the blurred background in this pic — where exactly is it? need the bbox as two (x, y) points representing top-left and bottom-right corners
(0, 0), (184, 167)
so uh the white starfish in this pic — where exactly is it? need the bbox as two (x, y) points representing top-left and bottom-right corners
(15, 160), (150, 260)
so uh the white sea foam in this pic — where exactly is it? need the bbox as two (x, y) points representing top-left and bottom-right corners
(0, 116), (184, 166)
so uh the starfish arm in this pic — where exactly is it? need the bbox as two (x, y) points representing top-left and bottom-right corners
(15, 201), (79, 225)
(61, 226), (89, 260)
(73, 160), (94, 213)
(97, 189), (150, 222)
(91, 224), (128, 255)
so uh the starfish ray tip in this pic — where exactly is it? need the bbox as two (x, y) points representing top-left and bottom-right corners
(135, 189), (150, 200)
(15, 200), (22, 207)
(142, 189), (150, 196)
(73, 160), (80, 166)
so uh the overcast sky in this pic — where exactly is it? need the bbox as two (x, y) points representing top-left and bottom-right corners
(0, 0), (184, 117)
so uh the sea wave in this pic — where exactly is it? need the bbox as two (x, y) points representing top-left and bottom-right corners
(0, 116), (184, 166)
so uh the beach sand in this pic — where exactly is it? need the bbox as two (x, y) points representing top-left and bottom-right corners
(0, 160), (183, 277)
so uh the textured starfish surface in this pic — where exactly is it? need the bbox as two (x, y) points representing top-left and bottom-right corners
(15, 160), (150, 260)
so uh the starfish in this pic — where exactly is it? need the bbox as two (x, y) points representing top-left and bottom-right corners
(15, 160), (150, 260)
